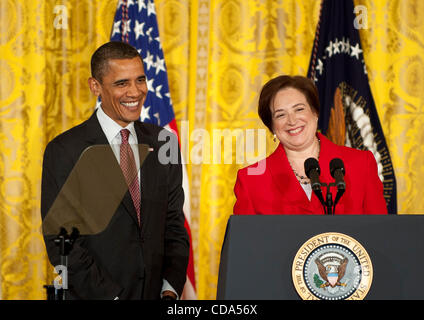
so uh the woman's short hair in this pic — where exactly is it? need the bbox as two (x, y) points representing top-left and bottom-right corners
(258, 75), (320, 133)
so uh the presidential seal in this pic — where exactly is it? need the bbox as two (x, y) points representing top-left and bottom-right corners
(292, 232), (373, 300)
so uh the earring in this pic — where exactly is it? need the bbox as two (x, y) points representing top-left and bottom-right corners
(273, 134), (277, 142)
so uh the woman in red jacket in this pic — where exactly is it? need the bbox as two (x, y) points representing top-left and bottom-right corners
(233, 75), (387, 215)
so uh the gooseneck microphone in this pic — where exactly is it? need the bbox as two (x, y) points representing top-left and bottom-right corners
(304, 158), (321, 191)
(304, 158), (325, 209)
(330, 158), (346, 209)
(330, 158), (346, 190)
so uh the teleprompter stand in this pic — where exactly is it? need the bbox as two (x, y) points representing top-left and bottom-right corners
(44, 227), (79, 300)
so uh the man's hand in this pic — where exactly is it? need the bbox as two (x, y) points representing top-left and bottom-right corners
(161, 290), (177, 300)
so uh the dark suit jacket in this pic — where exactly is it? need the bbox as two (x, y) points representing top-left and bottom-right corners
(234, 133), (388, 215)
(41, 111), (189, 299)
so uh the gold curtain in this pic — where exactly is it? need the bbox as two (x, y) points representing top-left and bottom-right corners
(0, 0), (423, 300)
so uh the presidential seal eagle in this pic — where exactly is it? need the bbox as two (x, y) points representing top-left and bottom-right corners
(315, 257), (348, 288)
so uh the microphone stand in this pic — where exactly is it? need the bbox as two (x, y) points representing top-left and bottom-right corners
(316, 182), (338, 215)
(325, 183), (333, 215)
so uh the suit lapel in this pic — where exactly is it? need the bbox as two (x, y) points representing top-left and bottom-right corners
(83, 111), (109, 145)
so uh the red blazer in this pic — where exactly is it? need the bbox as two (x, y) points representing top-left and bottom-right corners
(234, 133), (387, 215)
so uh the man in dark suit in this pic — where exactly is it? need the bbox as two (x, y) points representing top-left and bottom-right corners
(41, 41), (189, 300)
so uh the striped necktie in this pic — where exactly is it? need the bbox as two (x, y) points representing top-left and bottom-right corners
(120, 129), (141, 226)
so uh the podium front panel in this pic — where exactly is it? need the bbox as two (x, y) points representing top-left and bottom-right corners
(217, 215), (424, 300)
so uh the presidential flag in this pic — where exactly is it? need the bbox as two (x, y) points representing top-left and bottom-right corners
(307, 0), (397, 214)
(111, 0), (197, 298)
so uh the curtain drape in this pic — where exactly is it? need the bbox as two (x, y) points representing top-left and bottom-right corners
(0, 0), (422, 300)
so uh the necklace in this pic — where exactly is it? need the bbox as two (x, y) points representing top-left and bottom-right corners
(292, 169), (310, 185)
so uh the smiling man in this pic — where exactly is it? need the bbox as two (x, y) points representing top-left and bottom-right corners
(88, 49), (148, 126)
(41, 42), (189, 300)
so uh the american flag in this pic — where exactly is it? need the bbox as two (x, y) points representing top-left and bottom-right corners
(111, 0), (197, 299)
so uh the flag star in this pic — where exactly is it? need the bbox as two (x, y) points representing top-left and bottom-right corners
(155, 36), (162, 49)
(325, 40), (333, 58)
(137, 0), (147, 12)
(146, 78), (154, 92)
(362, 60), (368, 74)
(147, 0), (156, 16)
(344, 38), (351, 54)
(341, 38), (346, 52)
(140, 105), (151, 121)
(112, 20), (121, 37)
(316, 58), (324, 75)
(155, 84), (163, 99)
(350, 43), (362, 59)
(332, 38), (340, 54)
(122, 19), (132, 36)
(144, 51), (155, 71)
(153, 112), (160, 125)
(118, 0), (134, 6)
(146, 27), (154, 42)
(155, 57), (166, 75)
(134, 20), (145, 40)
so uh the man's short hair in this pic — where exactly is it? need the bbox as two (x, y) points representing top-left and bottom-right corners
(91, 41), (142, 82)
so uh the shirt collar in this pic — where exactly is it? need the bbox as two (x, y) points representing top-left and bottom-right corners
(96, 105), (137, 144)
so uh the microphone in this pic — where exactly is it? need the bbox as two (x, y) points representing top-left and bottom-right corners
(330, 158), (346, 190)
(304, 158), (325, 211)
(304, 158), (322, 191)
